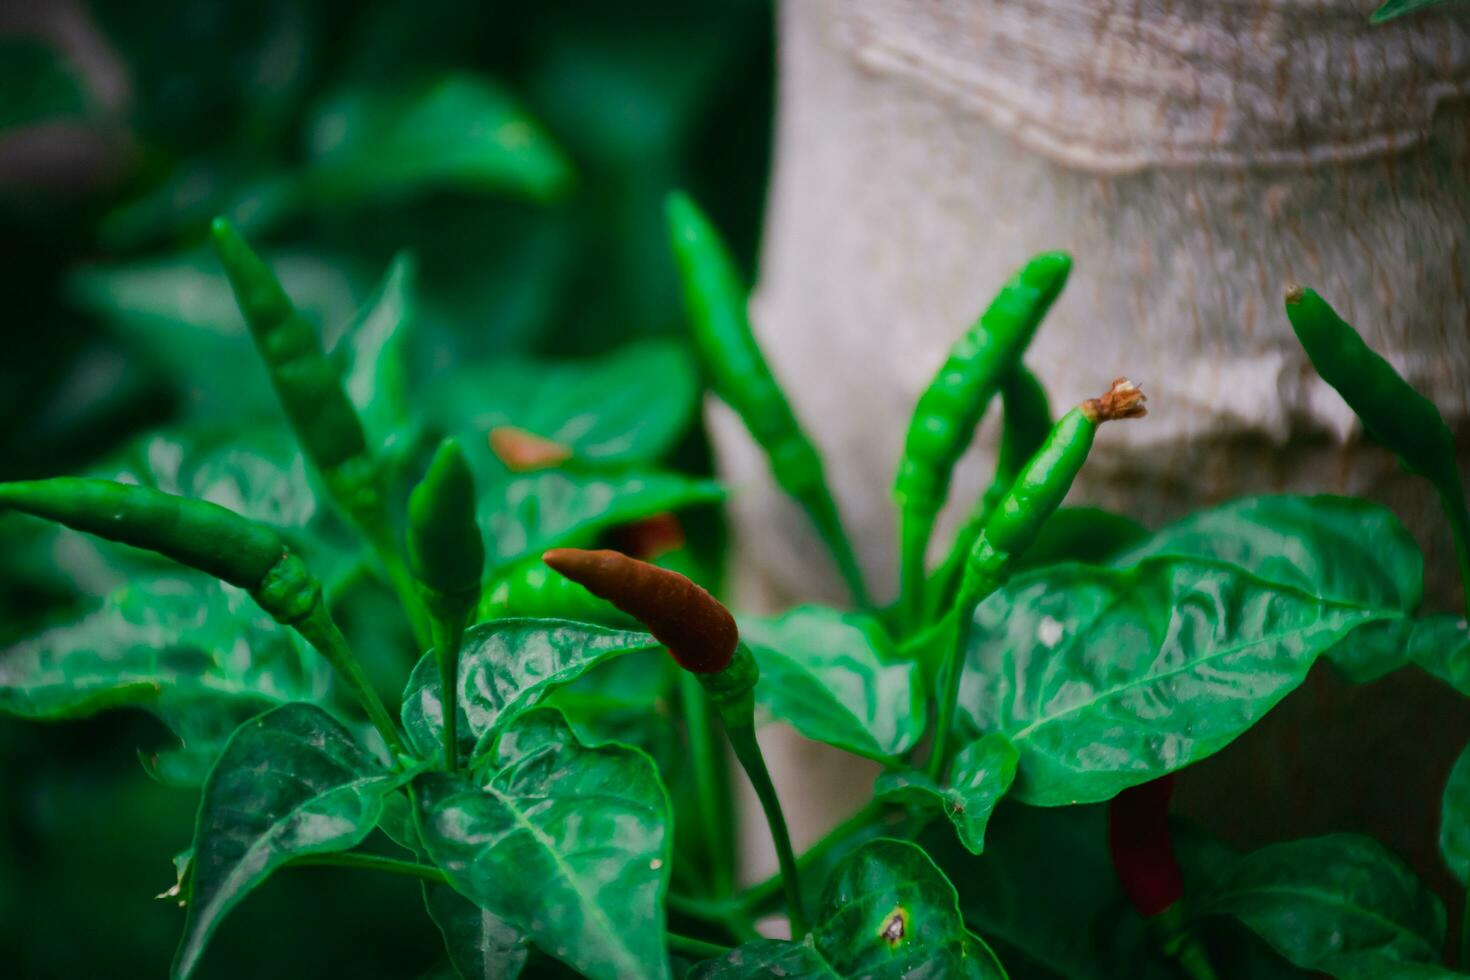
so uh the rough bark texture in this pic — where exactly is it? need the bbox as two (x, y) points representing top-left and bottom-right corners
(728, 0), (1470, 909)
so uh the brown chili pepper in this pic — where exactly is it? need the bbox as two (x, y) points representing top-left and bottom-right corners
(542, 547), (737, 673)
(489, 427), (574, 471)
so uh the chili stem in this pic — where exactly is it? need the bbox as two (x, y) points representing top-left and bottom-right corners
(803, 490), (873, 613)
(287, 852), (447, 884)
(297, 605), (405, 756)
(739, 799), (883, 913)
(724, 719), (808, 937)
(666, 932), (731, 961)
(430, 611), (467, 772)
(928, 595), (987, 780)
(681, 672), (734, 896)
(898, 510), (935, 636)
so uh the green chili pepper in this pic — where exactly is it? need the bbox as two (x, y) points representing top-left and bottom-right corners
(210, 217), (430, 649)
(926, 364), (1052, 621)
(406, 438), (483, 771)
(0, 477), (403, 753)
(1285, 285), (1470, 613)
(479, 559), (630, 625)
(929, 379), (1147, 777)
(543, 546), (807, 934)
(665, 191), (871, 612)
(894, 254), (1071, 633)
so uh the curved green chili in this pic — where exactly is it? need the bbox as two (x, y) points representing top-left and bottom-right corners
(479, 558), (630, 625)
(929, 379), (1147, 777)
(894, 254), (1071, 633)
(1285, 285), (1470, 614)
(210, 217), (429, 649)
(0, 477), (403, 753)
(665, 191), (870, 612)
(926, 364), (1053, 621)
(406, 438), (483, 770)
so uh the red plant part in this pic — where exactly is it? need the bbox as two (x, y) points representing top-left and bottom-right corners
(488, 426), (573, 471)
(1108, 774), (1185, 918)
(607, 512), (686, 561)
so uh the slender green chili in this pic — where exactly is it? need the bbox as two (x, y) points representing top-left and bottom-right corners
(0, 478), (403, 753)
(665, 191), (871, 611)
(406, 438), (484, 771)
(479, 558), (629, 625)
(894, 254), (1071, 634)
(543, 547), (808, 935)
(929, 379), (1147, 777)
(926, 364), (1053, 621)
(210, 217), (430, 649)
(1285, 285), (1470, 615)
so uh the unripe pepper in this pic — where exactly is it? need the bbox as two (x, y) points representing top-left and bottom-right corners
(407, 439), (484, 770)
(0, 477), (403, 753)
(665, 191), (870, 612)
(894, 254), (1071, 632)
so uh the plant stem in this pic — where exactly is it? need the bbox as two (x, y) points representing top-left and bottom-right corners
(898, 510), (935, 636)
(287, 851), (447, 884)
(723, 719), (808, 937)
(666, 893), (762, 943)
(666, 932), (731, 961)
(802, 490), (873, 613)
(739, 800), (884, 913)
(363, 520), (434, 653)
(296, 604), (405, 756)
(430, 609), (468, 772)
(929, 591), (987, 780)
(681, 672), (734, 896)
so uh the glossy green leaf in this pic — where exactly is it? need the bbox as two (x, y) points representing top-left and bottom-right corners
(1405, 616), (1470, 695)
(400, 618), (659, 765)
(174, 703), (414, 978)
(694, 839), (1006, 979)
(0, 576), (326, 784)
(1201, 834), (1445, 978)
(0, 38), (88, 130)
(423, 883), (529, 980)
(304, 74), (572, 204)
(413, 709), (671, 980)
(958, 558), (1384, 805)
(333, 252), (417, 449)
(874, 734), (1018, 855)
(1372, 0), (1457, 21)
(483, 470), (723, 574)
(740, 605), (925, 761)
(68, 250), (364, 420)
(432, 339), (698, 467)
(1441, 742), (1470, 884)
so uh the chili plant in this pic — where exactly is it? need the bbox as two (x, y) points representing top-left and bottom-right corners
(3, 197), (1470, 980)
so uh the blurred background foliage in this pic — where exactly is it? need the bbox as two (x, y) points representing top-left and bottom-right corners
(0, 1), (772, 975)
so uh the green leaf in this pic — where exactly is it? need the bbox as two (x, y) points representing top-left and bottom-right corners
(874, 734), (1018, 854)
(483, 470), (723, 574)
(1372, 2), (1462, 27)
(1405, 616), (1470, 695)
(0, 576), (325, 784)
(431, 339), (699, 467)
(401, 618), (660, 764)
(414, 709), (671, 980)
(174, 704), (414, 978)
(958, 558), (1383, 805)
(740, 606), (925, 761)
(1201, 834), (1446, 978)
(694, 839), (1006, 979)
(1442, 742), (1470, 884)
(304, 74), (572, 205)
(423, 883), (529, 980)
(68, 249), (364, 420)
(0, 38), (89, 131)
(333, 252), (417, 449)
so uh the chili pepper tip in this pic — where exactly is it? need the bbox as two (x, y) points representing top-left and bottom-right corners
(1081, 377), (1148, 423)
(1284, 283), (1306, 305)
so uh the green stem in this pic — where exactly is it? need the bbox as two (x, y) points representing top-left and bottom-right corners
(430, 609), (468, 772)
(666, 893), (761, 943)
(1439, 487), (1470, 618)
(898, 509), (935, 636)
(739, 799), (884, 914)
(666, 932), (731, 961)
(724, 720), (808, 937)
(681, 672), (734, 896)
(362, 520), (434, 653)
(928, 593), (985, 780)
(297, 605), (405, 757)
(802, 489), (873, 613)
(287, 851), (446, 884)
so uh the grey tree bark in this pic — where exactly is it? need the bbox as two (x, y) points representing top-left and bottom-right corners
(727, 0), (1470, 909)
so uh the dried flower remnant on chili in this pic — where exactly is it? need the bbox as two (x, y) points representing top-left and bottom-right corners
(542, 547), (737, 673)
(1081, 378), (1148, 423)
(489, 426), (573, 471)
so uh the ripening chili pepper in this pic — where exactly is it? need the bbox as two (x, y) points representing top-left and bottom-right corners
(1285, 285), (1470, 613)
(606, 511), (686, 562)
(1109, 776), (1218, 980)
(665, 191), (871, 612)
(488, 426), (573, 472)
(542, 546), (808, 933)
(211, 217), (430, 649)
(0, 477), (403, 753)
(927, 364), (1052, 621)
(929, 378), (1147, 777)
(406, 439), (484, 771)
(894, 253), (1071, 633)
